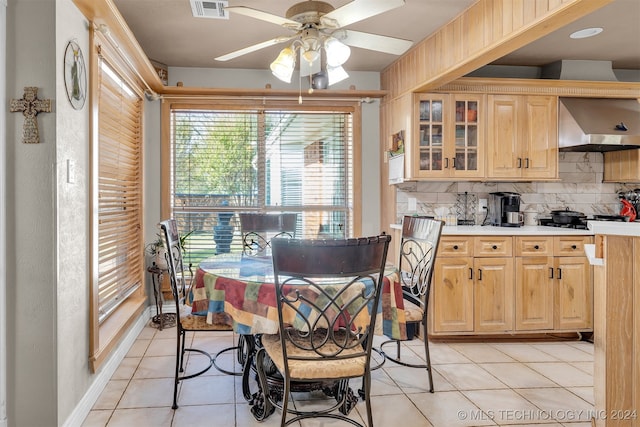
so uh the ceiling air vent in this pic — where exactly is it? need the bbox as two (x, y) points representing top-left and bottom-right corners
(190, 0), (229, 19)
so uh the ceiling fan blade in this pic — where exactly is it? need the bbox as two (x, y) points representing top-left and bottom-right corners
(340, 30), (412, 55)
(215, 36), (294, 61)
(225, 6), (302, 30)
(321, 0), (405, 28)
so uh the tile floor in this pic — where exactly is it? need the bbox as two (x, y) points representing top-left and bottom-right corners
(81, 324), (596, 427)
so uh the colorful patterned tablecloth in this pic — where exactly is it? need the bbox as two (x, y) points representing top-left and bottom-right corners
(190, 253), (408, 340)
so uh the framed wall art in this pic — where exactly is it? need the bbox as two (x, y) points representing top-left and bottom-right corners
(64, 40), (87, 110)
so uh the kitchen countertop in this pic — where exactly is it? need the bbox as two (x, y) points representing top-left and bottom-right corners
(389, 223), (593, 236)
(587, 220), (640, 236)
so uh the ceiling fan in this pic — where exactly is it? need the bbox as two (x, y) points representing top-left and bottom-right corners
(215, 0), (413, 85)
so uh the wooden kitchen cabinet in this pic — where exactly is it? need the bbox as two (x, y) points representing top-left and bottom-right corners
(603, 149), (640, 182)
(432, 234), (592, 336)
(515, 236), (593, 332)
(486, 95), (558, 180)
(410, 93), (485, 180)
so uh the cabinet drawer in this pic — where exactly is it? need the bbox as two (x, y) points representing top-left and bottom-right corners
(474, 236), (512, 257)
(554, 236), (593, 256)
(439, 237), (473, 257)
(516, 236), (554, 256)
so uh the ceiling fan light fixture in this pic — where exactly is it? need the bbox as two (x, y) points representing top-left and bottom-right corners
(324, 37), (350, 67)
(326, 64), (349, 86)
(270, 46), (296, 83)
(302, 48), (320, 65)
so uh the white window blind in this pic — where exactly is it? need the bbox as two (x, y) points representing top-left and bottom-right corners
(170, 106), (353, 263)
(96, 58), (143, 323)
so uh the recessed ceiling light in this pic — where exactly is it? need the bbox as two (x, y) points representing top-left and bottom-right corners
(570, 27), (603, 39)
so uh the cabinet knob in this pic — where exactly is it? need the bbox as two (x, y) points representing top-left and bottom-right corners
(534, 245), (540, 250)
(453, 245), (459, 250)
(492, 245), (498, 250)
(571, 245), (577, 250)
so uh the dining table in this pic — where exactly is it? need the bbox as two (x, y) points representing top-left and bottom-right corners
(189, 252), (408, 417)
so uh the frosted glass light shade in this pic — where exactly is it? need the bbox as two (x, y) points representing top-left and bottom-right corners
(327, 65), (349, 85)
(324, 37), (351, 67)
(270, 47), (296, 83)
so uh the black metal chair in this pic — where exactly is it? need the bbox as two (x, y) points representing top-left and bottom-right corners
(252, 235), (391, 427)
(378, 216), (443, 393)
(159, 219), (240, 409)
(239, 212), (298, 255)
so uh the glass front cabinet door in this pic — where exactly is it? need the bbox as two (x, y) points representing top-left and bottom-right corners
(411, 94), (485, 179)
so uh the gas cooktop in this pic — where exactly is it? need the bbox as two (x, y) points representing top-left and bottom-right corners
(540, 214), (629, 229)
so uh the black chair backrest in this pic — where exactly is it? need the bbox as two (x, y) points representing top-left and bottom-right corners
(399, 216), (444, 308)
(270, 235), (391, 360)
(159, 219), (191, 306)
(239, 212), (298, 255)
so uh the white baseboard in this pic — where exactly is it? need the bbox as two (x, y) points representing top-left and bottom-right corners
(62, 307), (153, 427)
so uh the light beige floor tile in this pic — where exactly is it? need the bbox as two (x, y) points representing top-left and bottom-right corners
(111, 357), (140, 380)
(172, 403), (235, 427)
(531, 344), (593, 362)
(93, 380), (129, 410)
(235, 403), (296, 427)
(106, 407), (174, 426)
(571, 361), (593, 376)
(526, 362), (593, 387)
(118, 378), (176, 408)
(136, 327), (157, 340)
(462, 389), (547, 425)
(449, 343), (517, 363)
(368, 366), (404, 396)
(295, 397), (364, 426)
(436, 363), (508, 390)
(480, 363), (557, 389)
(514, 388), (594, 423)
(408, 390), (494, 426)
(567, 341), (594, 355)
(489, 344), (559, 363)
(126, 339), (150, 358)
(152, 324), (177, 339)
(383, 365), (455, 393)
(145, 338), (176, 357)
(81, 410), (112, 427)
(428, 343), (473, 364)
(211, 352), (243, 376)
(370, 393), (433, 427)
(132, 355), (175, 379)
(177, 374), (236, 405)
(379, 342), (427, 365)
(566, 387), (594, 405)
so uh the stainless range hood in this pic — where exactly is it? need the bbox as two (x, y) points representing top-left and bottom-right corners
(559, 97), (640, 152)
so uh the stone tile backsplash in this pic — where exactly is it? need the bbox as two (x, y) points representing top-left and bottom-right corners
(395, 152), (640, 224)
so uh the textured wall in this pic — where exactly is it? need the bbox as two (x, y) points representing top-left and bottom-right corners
(394, 152), (638, 225)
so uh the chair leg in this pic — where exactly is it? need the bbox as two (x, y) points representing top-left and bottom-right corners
(173, 328), (183, 410)
(423, 318), (434, 393)
(362, 371), (374, 427)
(179, 329), (187, 373)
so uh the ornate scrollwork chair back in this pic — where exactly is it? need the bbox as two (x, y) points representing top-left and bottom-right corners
(159, 219), (238, 410)
(239, 213), (298, 255)
(379, 216), (443, 393)
(253, 235), (391, 427)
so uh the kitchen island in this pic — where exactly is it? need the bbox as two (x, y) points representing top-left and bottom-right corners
(588, 221), (640, 427)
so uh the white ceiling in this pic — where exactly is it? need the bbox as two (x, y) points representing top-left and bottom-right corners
(112, 0), (640, 74)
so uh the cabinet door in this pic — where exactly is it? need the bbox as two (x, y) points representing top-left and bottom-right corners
(415, 95), (448, 178)
(516, 256), (554, 330)
(554, 256), (593, 330)
(603, 150), (640, 182)
(521, 96), (558, 180)
(486, 95), (521, 179)
(474, 257), (514, 332)
(432, 257), (474, 332)
(451, 94), (484, 178)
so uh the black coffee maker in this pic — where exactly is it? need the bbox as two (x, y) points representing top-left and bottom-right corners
(488, 192), (522, 227)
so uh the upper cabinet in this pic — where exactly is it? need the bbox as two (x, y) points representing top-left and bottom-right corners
(486, 95), (558, 180)
(603, 150), (640, 183)
(408, 93), (485, 180)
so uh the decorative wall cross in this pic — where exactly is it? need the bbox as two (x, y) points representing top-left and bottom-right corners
(10, 87), (52, 144)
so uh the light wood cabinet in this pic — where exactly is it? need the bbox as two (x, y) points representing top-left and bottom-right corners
(515, 236), (593, 332)
(603, 150), (640, 183)
(410, 93), (485, 180)
(486, 95), (558, 180)
(432, 234), (592, 336)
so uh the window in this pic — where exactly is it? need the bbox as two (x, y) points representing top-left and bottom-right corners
(89, 33), (147, 371)
(163, 101), (359, 264)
